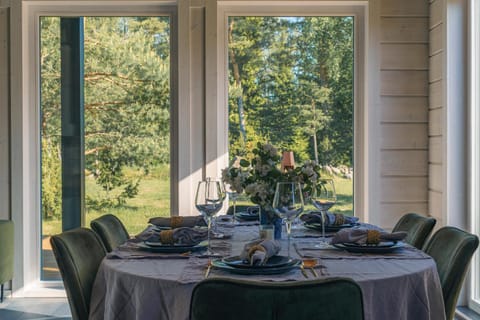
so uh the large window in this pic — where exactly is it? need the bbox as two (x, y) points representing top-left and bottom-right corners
(40, 16), (171, 280)
(226, 16), (354, 215)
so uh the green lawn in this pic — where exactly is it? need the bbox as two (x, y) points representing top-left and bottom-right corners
(42, 166), (354, 236)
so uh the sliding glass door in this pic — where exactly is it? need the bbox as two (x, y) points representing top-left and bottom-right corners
(40, 16), (171, 280)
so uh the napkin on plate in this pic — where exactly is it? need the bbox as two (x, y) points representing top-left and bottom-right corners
(330, 227), (407, 245)
(137, 227), (207, 246)
(148, 215), (207, 228)
(300, 212), (359, 226)
(239, 239), (281, 266)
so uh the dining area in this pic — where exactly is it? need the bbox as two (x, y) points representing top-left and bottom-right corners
(50, 176), (478, 320)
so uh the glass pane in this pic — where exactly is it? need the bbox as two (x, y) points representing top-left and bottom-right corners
(40, 16), (171, 281)
(227, 16), (354, 216)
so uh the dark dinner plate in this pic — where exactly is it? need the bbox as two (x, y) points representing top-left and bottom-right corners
(222, 255), (293, 269)
(342, 241), (397, 248)
(138, 240), (207, 253)
(211, 258), (301, 275)
(304, 222), (359, 232)
(333, 241), (404, 254)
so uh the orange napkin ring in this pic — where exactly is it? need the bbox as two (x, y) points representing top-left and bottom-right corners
(170, 216), (184, 229)
(333, 213), (345, 226)
(159, 230), (175, 244)
(366, 230), (381, 245)
(247, 244), (267, 259)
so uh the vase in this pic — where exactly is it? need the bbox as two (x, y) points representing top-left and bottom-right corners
(259, 206), (282, 240)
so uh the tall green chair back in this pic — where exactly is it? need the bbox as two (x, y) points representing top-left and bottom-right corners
(190, 277), (364, 320)
(50, 227), (107, 320)
(90, 214), (129, 252)
(0, 220), (14, 302)
(423, 226), (479, 320)
(392, 212), (436, 249)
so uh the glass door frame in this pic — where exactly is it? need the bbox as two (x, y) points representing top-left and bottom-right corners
(13, 0), (177, 296)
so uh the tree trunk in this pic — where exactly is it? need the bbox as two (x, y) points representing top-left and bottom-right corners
(228, 19), (247, 145)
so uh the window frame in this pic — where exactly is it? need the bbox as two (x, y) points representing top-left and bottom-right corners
(206, 1), (368, 220)
(13, 0), (178, 295)
(469, 0), (480, 313)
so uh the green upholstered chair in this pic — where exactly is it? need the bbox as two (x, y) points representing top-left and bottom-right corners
(423, 226), (479, 320)
(392, 212), (436, 249)
(0, 220), (14, 302)
(50, 227), (107, 320)
(190, 277), (364, 320)
(90, 214), (129, 252)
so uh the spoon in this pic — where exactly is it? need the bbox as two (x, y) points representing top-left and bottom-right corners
(302, 258), (318, 277)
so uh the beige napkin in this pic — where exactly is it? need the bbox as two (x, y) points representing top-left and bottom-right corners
(301, 212), (359, 226)
(239, 239), (281, 266)
(148, 215), (207, 228)
(330, 227), (407, 245)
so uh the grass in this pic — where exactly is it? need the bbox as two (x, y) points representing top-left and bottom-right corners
(42, 166), (354, 236)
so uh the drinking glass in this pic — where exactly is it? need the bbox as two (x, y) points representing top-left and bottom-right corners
(273, 182), (304, 258)
(311, 179), (336, 248)
(195, 178), (224, 255)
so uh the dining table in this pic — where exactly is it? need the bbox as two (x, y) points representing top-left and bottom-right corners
(88, 217), (446, 320)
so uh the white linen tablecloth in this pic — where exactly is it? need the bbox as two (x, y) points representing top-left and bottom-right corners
(89, 223), (445, 320)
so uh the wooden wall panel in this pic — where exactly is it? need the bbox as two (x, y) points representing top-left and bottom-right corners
(429, 80), (443, 109)
(380, 96), (428, 122)
(379, 202), (429, 230)
(428, 108), (443, 136)
(429, 24), (443, 55)
(428, 190), (443, 222)
(429, 52), (443, 82)
(380, 17), (429, 42)
(429, 136), (442, 164)
(380, 177), (428, 202)
(381, 150), (428, 176)
(381, 124), (428, 149)
(381, 44), (428, 70)
(429, 164), (443, 192)
(381, 0), (429, 16)
(430, 0), (443, 28)
(380, 70), (428, 96)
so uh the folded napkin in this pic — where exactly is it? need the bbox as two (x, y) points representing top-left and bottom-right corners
(148, 215), (207, 228)
(137, 227), (207, 246)
(239, 239), (281, 266)
(300, 212), (359, 226)
(330, 227), (407, 245)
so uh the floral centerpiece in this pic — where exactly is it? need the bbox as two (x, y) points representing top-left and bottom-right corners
(221, 142), (322, 235)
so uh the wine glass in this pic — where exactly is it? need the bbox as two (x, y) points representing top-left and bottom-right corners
(273, 182), (304, 258)
(195, 178), (224, 256)
(311, 179), (336, 248)
(224, 184), (239, 216)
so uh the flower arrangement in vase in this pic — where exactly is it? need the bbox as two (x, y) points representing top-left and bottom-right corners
(221, 142), (322, 238)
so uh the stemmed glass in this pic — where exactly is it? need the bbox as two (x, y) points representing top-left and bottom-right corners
(195, 178), (224, 256)
(273, 182), (304, 259)
(311, 179), (336, 248)
(225, 184), (239, 216)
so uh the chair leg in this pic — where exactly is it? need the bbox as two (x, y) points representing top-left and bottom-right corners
(1, 283), (4, 303)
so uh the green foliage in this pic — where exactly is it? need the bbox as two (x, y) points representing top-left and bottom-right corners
(40, 17), (171, 217)
(228, 16), (354, 167)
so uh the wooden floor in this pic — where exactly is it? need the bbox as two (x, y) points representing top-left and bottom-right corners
(42, 236), (62, 281)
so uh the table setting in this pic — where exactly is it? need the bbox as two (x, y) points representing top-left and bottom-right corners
(89, 145), (445, 320)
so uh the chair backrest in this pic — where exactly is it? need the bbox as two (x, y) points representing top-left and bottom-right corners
(190, 277), (364, 320)
(0, 220), (14, 285)
(50, 227), (107, 320)
(90, 214), (129, 252)
(423, 226), (479, 320)
(392, 212), (436, 249)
